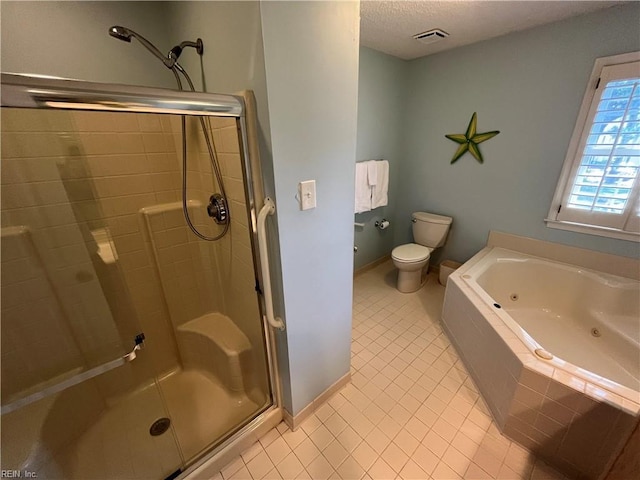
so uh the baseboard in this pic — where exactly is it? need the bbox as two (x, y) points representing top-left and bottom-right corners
(354, 255), (390, 277)
(283, 372), (351, 431)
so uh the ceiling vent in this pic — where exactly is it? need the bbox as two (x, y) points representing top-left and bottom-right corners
(413, 28), (449, 45)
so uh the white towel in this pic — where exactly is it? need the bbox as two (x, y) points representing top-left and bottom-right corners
(366, 160), (378, 186)
(354, 162), (372, 213)
(371, 160), (389, 209)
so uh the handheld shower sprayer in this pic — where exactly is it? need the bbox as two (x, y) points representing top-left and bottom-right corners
(108, 26), (203, 69)
(107, 26), (228, 242)
(108, 26), (174, 68)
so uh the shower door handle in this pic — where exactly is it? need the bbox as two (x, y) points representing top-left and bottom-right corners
(1, 335), (145, 415)
(256, 198), (285, 331)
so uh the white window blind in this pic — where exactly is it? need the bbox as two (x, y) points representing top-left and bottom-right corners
(548, 53), (640, 241)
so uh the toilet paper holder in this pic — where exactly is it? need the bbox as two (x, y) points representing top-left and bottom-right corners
(375, 219), (390, 230)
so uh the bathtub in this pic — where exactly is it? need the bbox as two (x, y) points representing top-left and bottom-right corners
(442, 246), (640, 480)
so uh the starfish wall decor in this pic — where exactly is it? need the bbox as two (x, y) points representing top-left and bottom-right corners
(445, 112), (499, 164)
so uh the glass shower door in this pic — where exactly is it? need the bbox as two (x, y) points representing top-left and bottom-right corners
(0, 108), (184, 479)
(1, 95), (273, 477)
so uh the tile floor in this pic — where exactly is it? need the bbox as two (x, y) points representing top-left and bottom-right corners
(213, 262), (568, 480)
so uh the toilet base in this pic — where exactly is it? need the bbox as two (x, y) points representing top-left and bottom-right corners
(396, 265), (428, 293)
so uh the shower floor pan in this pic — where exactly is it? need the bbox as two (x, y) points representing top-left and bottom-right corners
(160, 367), (266, 462)
(3, 368), (266, 479)
(2, 312), (268, 478)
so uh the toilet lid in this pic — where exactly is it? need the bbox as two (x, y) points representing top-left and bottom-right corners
(392, 243), (431, 262)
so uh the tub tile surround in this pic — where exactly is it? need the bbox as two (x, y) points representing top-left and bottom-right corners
(442, 235), (639, 479)
(210, 263), (568, 480)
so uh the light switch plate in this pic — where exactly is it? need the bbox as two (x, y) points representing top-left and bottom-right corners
(299, 180), (316, 210)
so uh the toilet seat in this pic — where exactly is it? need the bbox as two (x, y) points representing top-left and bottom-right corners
(391, 243), (432, 263)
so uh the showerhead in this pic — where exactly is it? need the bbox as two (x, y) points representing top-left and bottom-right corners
(108, 25), (173, 68)
(108, 25), (133, 42)
(109, 26), (204, 70)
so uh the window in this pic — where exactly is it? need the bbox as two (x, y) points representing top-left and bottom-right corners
(547, 52), (640, 241)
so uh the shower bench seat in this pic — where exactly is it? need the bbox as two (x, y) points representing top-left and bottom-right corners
(177, 313), (252, 396)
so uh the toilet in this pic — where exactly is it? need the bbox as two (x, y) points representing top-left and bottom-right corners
(391, 212), (453, 293)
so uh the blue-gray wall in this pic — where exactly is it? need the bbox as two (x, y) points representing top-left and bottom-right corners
(355, 4), (640, 269)
(1, 1), (174, 89)
(354, 47), (408, 270)
(261, 1), (359, 415)
(396, 3), (640, 263)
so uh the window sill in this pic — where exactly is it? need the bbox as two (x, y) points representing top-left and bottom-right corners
(545, 219), (640, 242)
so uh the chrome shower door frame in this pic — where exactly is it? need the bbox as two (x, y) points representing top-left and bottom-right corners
(1, 72), (283, 475)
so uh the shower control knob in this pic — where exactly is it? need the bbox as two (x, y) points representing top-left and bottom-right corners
(207, 194), (229, 225)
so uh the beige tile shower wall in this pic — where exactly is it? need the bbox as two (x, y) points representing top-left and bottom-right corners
(167, 115), (226, 314)
(141, 202), (221, 327)
(1, 109), (125, 376)
(69, 111), (184, 383)
(0, 227), (85, 400)
(1, 108), (185, 402)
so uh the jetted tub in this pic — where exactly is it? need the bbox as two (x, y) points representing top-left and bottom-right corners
(442, 246), (640, 480)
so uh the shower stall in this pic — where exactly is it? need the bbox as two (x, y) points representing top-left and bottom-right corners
(0, 73), (281, 479)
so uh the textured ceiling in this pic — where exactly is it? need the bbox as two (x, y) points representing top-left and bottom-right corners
(360, 0), (626, 60)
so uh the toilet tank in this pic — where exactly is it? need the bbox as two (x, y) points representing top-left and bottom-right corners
(412, 212), (453, 248)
